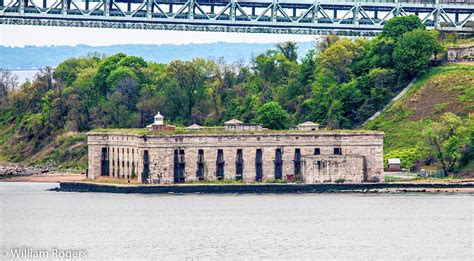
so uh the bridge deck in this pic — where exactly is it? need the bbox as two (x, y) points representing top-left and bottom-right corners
(1, 0), (473, 35)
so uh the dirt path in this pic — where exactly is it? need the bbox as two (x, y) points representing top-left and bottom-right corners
(1, 172), (85, 183)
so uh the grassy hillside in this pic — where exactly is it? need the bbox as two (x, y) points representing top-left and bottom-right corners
(365, 63), (474, 172)
(0, 121), (87, 171)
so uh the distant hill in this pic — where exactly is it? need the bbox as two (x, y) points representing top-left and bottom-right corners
(0, 42), (315, 69)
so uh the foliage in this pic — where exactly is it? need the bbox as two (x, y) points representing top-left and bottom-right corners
(384, 147), (423, 169)
(393, 29), (443, 78)
(381, 15), (425, 39)
(0, 16), (450, 171)
(423, 113), (470, 174)
(256, 102), (291, 130)
(366, 64), (474, 173)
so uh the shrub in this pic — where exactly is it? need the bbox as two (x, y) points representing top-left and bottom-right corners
(384, 147), (423, 169)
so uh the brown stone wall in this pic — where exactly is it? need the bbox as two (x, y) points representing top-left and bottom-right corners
(87, 131), (384, 183)
(302, 155), (366, 183)
(447, 45), (474, 62)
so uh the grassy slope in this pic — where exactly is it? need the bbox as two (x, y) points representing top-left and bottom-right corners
(0, 122), (87, 171)
(365, 63), (474, 170)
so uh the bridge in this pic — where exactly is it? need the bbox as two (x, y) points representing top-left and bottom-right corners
(1, 0), (473, 36)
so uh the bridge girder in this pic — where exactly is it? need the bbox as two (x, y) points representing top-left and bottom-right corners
(1, 0), (473, 35)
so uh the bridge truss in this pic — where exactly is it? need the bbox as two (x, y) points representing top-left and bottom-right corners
(1, 0), (473, 36)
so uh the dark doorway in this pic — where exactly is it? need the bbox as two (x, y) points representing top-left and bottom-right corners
(216, 149), (225, 180)
(294, 148), (301, 178)
(100, 148), (110, 176)
(314, 148), (320, 155)
(174, 149), (186, 183)
(334, 148), (342, 155)
(142, 150), (150, 183)
(274, 148), (283, 180)
(256, 149), (263, 182)
(197, 149), (205, 181)
(236, 149), (244, 180)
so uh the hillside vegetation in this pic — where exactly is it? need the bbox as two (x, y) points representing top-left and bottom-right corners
(1, 15), (467, 173)
(366, 64), (473, 173)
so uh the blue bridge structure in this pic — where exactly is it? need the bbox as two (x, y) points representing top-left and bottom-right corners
(1, 0), (473, 35)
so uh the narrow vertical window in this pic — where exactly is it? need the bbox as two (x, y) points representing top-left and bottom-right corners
(112, 148), (115, 177)
(236, 149), (244, 180)
(174, 149), (186, 183)
(216, 149), (225, 180)
(294, 148), (301, 178)
(117, 150), (121, 178)
(256, 149), (263, 182)
(314, 148), (320, 155)
(143, 150), (150, 183)
(274, 148), (283, 180)
(100, 147), (110, 176)
(197, 149), (205, 181)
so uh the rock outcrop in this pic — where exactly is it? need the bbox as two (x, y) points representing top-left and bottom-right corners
(0, 162), (49, 179)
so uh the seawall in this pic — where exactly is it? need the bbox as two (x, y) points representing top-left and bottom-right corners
(58, 182), (474, 194)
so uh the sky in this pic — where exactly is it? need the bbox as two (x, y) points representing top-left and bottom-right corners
(0, 25), (317, 47)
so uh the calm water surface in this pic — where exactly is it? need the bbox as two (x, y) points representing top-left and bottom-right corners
(0, 182), (472, 260)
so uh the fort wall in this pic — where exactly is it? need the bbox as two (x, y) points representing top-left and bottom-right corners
(87, 131), (384, 184)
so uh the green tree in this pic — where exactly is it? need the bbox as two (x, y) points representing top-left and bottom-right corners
(166, 59), (211, 124)
(137, 85), (161, 127)
(276, 41), (298, 62)
(256, 101), (290, 130)
(381, 15), (425, 40)
(393, 29), (443, 78)
(352, 36), (395, 76)
(95, 91), (136, 128)
(355, 68), (397, 124)
(106, 67), (138, 91)
(424, 113), (470, 174)
(53, 57), (97, 86)
(64, 93), (89, 132)
(317, 38), (363, 83)
(93, 53), (127, 95)
(0, 69), (18, 108)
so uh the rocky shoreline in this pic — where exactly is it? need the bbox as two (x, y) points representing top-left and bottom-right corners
(0, 162), (50, 179)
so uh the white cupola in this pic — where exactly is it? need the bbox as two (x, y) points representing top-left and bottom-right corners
(154, 112), (164, 125)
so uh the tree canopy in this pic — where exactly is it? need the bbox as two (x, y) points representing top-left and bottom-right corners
(0, 15), (452, 169)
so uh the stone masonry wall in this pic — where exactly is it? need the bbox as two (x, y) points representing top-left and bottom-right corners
(87, 131), (384, 183)
(447, 45), (473, 62)
(302, 155), (366, 183)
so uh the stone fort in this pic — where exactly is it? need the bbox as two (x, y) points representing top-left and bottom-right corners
(87, 114), (384, 184)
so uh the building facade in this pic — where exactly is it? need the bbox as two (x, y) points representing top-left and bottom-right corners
(447, 44), (473, 62)
(87, 131), (384, 184)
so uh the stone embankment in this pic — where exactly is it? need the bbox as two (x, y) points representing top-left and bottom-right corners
(58, 182), (474, 194)
(0, 162), (49, 179)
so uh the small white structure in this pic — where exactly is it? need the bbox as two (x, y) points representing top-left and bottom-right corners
(147, 112), (175, 131)
(224, 119), (244, 125)
(224, 119), (263, 131)
(185, 124), (204, 131)
(154, 112), (164, 125)
(387, 158), (401, 171)
(292, 121), (320, 131)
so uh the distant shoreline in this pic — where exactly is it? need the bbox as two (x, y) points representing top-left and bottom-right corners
(56, 182), (474, 194)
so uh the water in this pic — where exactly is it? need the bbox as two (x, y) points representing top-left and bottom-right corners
(0, 182), (472, 260)
(9, 70), (40, 84)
